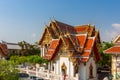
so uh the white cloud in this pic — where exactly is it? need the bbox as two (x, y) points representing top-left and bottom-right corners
(102, 30), (118, 41)
(31, 33), (36, 38)
(101, 23), (120, 42)
(112, 23), (120, 30)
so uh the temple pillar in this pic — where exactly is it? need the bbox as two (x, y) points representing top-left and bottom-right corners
(48, 62), (50, 71)
(43, 46), (45, 57)
(40, 47), (43, 57)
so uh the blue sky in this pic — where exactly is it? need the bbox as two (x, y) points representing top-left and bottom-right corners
(0, 0), (120, 43)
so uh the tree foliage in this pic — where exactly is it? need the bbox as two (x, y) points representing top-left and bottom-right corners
(27, 55), (48, 64)
(18, 41), (40, 56)
(10, 55), (20, 64)
(0, 60), (19, 80)
(10, 55), (48, 65)
(98, 41), (113, 66)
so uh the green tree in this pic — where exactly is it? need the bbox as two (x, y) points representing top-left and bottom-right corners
(98, 41), (113, 66)
(18, 41), (40, 56)
(0, 60), (19, 80)
(10, 55), (48, 66)
(10, 55), (20, 64)
(27, 55), (48, 64)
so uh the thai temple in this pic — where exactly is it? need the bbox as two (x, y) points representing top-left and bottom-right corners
(38, 19), (101, 80)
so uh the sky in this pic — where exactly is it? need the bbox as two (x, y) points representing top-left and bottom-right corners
(0, 0), (120, 44)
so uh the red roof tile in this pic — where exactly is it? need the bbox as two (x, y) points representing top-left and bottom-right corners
(49, 39), (59, 49)
(76, 34), (87, 47)
(84, 38), (94, 50)
(104, 46), (120, 54)
(44, 39), (62, 60)
(74, 25), (89, 33)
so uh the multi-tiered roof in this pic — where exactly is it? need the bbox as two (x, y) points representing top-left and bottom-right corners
(38, 19), (100, 63)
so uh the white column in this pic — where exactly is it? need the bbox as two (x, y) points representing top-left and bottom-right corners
(43, 46), (45, 57)
(26, 66), (29, 74)
(47, 70), (50, 79)
(70, 61), (74, 77)
(59, 59), (60, 75)
(40, 47), (43, 57)
(68, 60), (71, 80)
(36, 68), (38, 76)
(48, 62), (51, 71)
(51, 61), (53, 71)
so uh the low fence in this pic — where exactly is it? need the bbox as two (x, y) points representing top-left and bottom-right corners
(20, 67), (77, 80)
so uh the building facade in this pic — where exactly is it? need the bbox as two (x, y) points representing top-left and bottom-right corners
(0, 41), (21, 57)
(38, 19), (100, 80)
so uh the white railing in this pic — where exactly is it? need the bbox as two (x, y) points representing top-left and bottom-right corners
(19, 67), (78, 80)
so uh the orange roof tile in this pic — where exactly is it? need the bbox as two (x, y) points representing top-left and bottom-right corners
(84, 37), (94, 50)
(104, 46), (120, 54)
(74, 25), (89, 33)
(49, 39), (59, 49)
(76, 34), (87, 47)
(44, 39), (62, 60)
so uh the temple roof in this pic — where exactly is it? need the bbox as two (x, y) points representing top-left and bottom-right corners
(104, 34), (120, 55)
(39, 19), (101, 62)
(44, 39), (62, 60)
(104, 46), (120, 54)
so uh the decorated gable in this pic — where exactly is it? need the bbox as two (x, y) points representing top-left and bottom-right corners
(39, 27), (53, 46)
(113, 34), (120, 45)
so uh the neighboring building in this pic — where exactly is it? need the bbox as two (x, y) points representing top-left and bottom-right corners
(104, 34), (120, 79)
(7, 42), (21, 55)
(1, 41), (21, 56)
(38, 19), (101, 80)
(0, 43), (8, 59)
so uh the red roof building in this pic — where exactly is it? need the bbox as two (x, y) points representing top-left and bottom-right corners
(0, 43), (8, 58)
(104, 34), (120, 79)
(38, 19), (101, 80)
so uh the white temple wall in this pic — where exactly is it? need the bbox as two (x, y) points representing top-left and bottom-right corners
(53, 57), (74, 77)
(86, 57), (97, 79)
(69, 61), (74, 77)
(79, 63), (87, 80)
(59, 57), (69, 75)
(79, 57), (97, 80)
